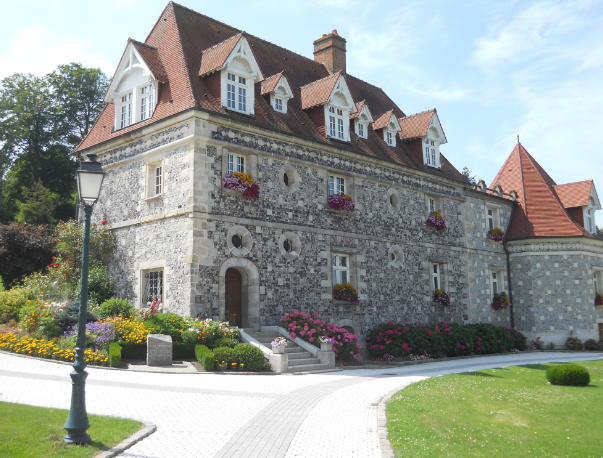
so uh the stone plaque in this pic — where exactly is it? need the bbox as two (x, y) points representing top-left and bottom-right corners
(147, 334), (172, 366)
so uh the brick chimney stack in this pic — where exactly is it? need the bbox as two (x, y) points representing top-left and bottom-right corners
(313, 29), (346, 74)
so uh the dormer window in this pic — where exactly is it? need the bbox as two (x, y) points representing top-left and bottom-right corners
(226, 72), (248, 112)
(140, 85), (154, 121)
(425, 139), (438, 166)
(351, 101), (373, 140)
(357, 123), (365, 138)
(328, 106), (345, 140)
(386, 131), (394, 146)
(585, 197), (597, 234)
(373, 110), (400, 147)
(119, 93), (132, 128)
(274, 98), (283, 112)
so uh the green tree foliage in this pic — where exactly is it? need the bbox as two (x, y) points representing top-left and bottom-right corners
(0, 64), (109, 223)
(462, 166), (477, 185)
(0, 223), (56, 289)
(14, 181), (60, 225)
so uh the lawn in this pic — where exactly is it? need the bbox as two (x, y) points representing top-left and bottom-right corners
(0, 402), (143, 458)
(387, 360), (603, 457)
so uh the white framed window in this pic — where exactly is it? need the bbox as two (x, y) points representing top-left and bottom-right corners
(431, 263), (441, 291)
(386, 131), (394, 146)
(357, 123), (365, 138)
(429, 197), (436, 213)
(228, 153), (245, 174)
(327, 106), (346, 140)
(594, 269), (603, 295)
(485, 206), (501, 231)
(146, 161), (164, 199)
(584, 197), (598, 234)
(424, 138), (439, 167)
(491, 271), (499, 297)
(487, 209), (495, 231)
(119, 93), (132, 128)
(142, 269), (163, 307)
(274, 97), (283, 112)
(332, 254), (349, 285)
(329, 175), (345, 195)
(225, 72), (248, 113)
(140, 85), (154, 121)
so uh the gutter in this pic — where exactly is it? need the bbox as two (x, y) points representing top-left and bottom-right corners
(503, 204), (517, 329)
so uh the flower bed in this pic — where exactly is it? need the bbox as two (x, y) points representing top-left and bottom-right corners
(426, 211), (446, 231)
(432, 289), (450, 306)
(491, 291), (510, 310)
(182, 318), (240, 348)
(333, 282), (359, 302)
(222, 172), (260, 199)
(327, 193), (355, 211)
(487, 227), (505, 242)
(366, 321), (527, 359)
(279, 310), (361, 360)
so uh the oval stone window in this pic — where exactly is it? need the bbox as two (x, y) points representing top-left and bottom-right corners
(283, 239), (292, 252)
(232, 234), (243, 249)
(283, 172), (289, 186)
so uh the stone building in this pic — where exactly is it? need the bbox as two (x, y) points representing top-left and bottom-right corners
(75, 2), (602, 345)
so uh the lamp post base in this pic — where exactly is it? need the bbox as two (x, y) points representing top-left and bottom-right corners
(64, 367), (91, 444)
(63, 431), (92, 444)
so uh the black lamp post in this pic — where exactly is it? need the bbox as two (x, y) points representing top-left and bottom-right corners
(63, 153), (105, 444)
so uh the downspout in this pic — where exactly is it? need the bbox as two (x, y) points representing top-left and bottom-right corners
(503, 203), (517, 329)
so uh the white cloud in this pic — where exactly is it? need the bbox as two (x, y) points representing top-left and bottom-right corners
(0, 26), (115, 78)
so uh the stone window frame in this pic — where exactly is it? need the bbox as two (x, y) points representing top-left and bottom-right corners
(226, 225), (253, 257)
(485, 203), (502, 232)
(388, 244), (404, 268)
(592, 267), (603, 296)
(220, 147), (258, 195)
(428, 256), (448, 302)
(278, 163), (302, 194)
(144, 159), (165, 202)
(138, 259), (167, 310)
(330, 246), (360, 303)
(488, 266), (507, 300)
(278, 231), (302, 260)
(425, 194), (444, 217)
(387, 188), (400, 212)
(326, 171), (355, 201)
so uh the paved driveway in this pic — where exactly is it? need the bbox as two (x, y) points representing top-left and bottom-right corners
(1, 352), (600, 458)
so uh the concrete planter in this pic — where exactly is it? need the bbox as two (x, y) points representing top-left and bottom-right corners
(320, 342), (333, 352)
(272, 346), (285, 354)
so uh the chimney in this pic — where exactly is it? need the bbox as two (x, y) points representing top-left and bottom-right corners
(313, 29), (346, 74)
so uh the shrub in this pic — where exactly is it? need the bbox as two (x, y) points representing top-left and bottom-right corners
(565, 331), (584, 351)
(365, 321), (528, 360)
(333, 282), (359, 302)
(109, 342), (121, 367)
(214, 347), (235, 369)
(195, 344), (214, 371)
(0, 288), (38, 322)
(531, 336), (544, 350)
(55, 300), (97, 331)
(173, 343), (196, 359)
(99, 298), (135, 318)
(102, 317), (150, 344)
(185, 318), (240, 347)
(232, 343), (266, 371)
(86, 264), (116, 306)
(118, 342), (147, 360)
(546, 364), (590, 386)
(181, 330), (198, 344)
(280, 310), (361, 360)
(584, 339), (603, 351)
(214, 337), (239, 349)
(18, 301), (64, 338)
(143, 313), (186, 342)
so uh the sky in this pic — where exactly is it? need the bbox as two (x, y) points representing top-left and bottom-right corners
(1, 0), (602, 215)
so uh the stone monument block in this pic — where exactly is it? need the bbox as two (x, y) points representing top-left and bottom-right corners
(147, 334), (172, 366)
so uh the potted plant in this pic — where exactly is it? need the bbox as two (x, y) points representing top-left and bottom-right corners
(595, 293), (603, 307)
(328, 193), (355, 211)
(320, 336), (335, 352)
(333, 282), (359, 302)
(271, 336), (288, 354)
(432, 289), (450, 306)
(491, 291), (510, 310)
(426, 211), (446, 231)
(487, 227), (505, 242)
(222, 172), (260, 199)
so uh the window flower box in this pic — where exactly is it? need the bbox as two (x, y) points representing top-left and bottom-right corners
(426, 211), (446, 231)
(432, 289), (450, 306)
(328, 193), (355, 211)
(487, 227), (505, 242)
(222, 172), (260, 199)
(595, 293), (603, 307)
(491, 291), (510, 310)
(333, 282), (359, 302)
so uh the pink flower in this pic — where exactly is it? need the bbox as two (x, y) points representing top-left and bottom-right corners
(428, 331), (433, 336)
(300, 330), (306, 336)
(404, 327), (409, 332)
(309, 337), (314, 342)
(290, 332), (297, 339)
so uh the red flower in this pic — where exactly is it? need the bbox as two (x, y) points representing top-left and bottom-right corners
(102, 220), (107, 225)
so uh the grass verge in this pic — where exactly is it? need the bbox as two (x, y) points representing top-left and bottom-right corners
(0, 401), (143, 458)
(387, 360), (603, 457)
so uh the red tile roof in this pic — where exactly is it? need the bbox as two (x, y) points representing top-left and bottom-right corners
(198, 32), (242, 77)
(372, 110), (395, 130)
(76, 2), (466, 183)
(260, 71), (283, 95)
(490, 143), (596, 240)
(349, 100), (369, 119)
(300, 72), (340, 110)
(398, 109), (434, 140)
(553, 180), (593, 208)
(130, 39), (169, 83)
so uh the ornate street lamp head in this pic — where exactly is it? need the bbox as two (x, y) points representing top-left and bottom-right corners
(76, 153), (105, 207)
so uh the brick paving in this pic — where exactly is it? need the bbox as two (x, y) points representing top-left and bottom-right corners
(0, 351), (600, 458)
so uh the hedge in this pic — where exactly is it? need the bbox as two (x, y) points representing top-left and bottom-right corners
(109, 342), (122, 368)
(195, 344), (214, 371)
(366, 322), (528, 359)
(173, 343), (196, 360)
(118, 342), (147, 360)
(546, 364), (590, 386)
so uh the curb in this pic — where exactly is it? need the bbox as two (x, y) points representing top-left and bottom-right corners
(95, 419), (156, 458)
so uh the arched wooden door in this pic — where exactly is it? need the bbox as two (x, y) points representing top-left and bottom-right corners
(225, 268), (242, 326)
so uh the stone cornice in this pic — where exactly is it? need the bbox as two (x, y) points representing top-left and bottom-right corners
(507, 237), (603, 255)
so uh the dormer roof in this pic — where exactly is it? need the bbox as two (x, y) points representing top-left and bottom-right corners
(300, 72), (355, 112)
(372, 110), (400, 131)
(198, 32), (263, 81)
(260, 71), (293, 98)
(554, 180), (600, 209)
(349, 100), (373, 121)
(398, 109), (447, 144)
(104, 39), (167, 102)
(490, 142), (599, 240)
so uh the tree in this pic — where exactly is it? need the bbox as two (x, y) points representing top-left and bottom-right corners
(0, 223), (56, 289)
(14, 181), (60, 225)
(462, 167), (477, 185)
